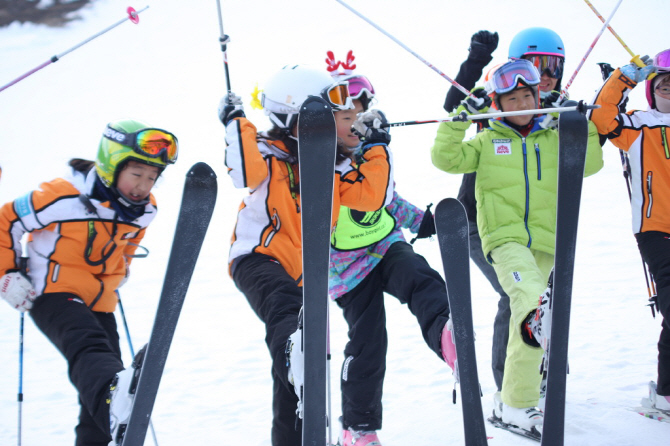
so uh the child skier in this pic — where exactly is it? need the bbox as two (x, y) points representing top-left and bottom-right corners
(588, 49), (670, 413)
(0, 119), (178, 445)
(326, 60), (456, 446)
(219, 64), (394, 446)
(431, 59), (603, 434)
(444, 28), (567, 394)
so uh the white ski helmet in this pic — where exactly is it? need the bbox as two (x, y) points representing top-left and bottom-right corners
(261, 64), (353, 130)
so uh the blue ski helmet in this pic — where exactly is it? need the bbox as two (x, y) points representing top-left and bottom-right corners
(508, 27), (565, 59)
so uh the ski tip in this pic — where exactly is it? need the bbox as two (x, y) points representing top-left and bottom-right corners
(435, 197), (466, 215)
(187, 162), (217, 180)
(300, 95), (331, 112)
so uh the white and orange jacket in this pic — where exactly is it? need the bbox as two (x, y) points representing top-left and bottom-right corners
(225, 117), (394, 284)
(590, 68), (670, 234)
(0, 168), (156, 312)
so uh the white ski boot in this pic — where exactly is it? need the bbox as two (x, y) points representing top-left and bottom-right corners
(108, 344), (146, 446)
(645, 381), (670, 412)
(285, 310), (304, 419)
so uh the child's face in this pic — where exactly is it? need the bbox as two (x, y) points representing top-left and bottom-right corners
(499, 87), (536, 126)
(656, 74), (670, 100)
(539, 73), (558, 93)
(116, 160), (159, 202)
(335, 99), (365, 149)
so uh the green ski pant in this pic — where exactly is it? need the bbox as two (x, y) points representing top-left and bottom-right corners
(489, 242), (553, 408)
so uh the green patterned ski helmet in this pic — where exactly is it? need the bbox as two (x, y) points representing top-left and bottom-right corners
(95, 119), (175, 187)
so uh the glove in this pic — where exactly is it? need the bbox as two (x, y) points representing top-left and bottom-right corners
(620, 57), (657, 83)
(469, 30), (499, 61)
(352, 110), (391, 145)
(1, 272), (37, 312)
(410, 203), (436, 244)
(541, 90), (565, 109)
(597, 62), (615, 82)
(460, 87), (491, 114)
(218, 92), (245, 126)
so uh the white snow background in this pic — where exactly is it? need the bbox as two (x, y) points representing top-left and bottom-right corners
(0, 0), (668, 444)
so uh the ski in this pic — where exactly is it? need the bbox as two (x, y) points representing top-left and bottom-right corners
(487, 415), (541, 441)
(119, 162), (217, 446)
(298, 96), (337, 446)
(630, 403), (670, 424)
(435, 198), (488, 446)
(540, 111), (589, 446)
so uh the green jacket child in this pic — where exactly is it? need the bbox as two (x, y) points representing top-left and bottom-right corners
(431, 59), (603, 435)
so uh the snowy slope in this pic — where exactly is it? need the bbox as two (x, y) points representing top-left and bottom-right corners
(0, 0), (668, 445)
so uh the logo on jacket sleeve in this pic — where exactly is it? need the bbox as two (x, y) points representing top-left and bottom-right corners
(493, 139), (512, 155)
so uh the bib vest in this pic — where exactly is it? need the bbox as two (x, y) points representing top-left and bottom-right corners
(331, 205), (395, 251)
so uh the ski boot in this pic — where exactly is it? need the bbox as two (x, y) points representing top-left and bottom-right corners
(285, 308), (304, 419)
(341, 428), (382, 446)
(108, 344), (147, 446)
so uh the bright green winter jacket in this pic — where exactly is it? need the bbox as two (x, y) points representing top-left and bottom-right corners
(431, 115), (603, 257)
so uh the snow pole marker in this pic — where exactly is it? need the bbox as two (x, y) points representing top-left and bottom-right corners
(0, 6), (148, 93)
(559, 0), (624, 100)
(382, 103), (600, 128)
(333, 0), (478, 101)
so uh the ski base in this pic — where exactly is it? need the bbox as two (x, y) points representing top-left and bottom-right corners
(487, 415), (541, 442)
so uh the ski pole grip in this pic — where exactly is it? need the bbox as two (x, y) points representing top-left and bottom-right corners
(631, 54), (657, 80)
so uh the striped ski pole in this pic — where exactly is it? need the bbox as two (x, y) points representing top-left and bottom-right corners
(0, 6), (148, 93)
(560, 0), (624, 100)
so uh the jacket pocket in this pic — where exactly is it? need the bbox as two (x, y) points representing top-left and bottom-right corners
(646, 171), (653, 218)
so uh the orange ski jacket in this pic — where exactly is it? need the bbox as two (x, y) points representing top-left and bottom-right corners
(0, 169), (156, 312)
(225, 117), (394, 285)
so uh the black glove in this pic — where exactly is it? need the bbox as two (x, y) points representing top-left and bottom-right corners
(469, 30), (499, 62)
(541, 90), (563, 109)
(461, 87), (492, 114)
(410, 204), (436, 244)
(218, 92), (245, 126)
(597, 62), (615, 82)
(352, 110), (391, 145)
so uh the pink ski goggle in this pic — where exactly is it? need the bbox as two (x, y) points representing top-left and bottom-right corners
(653, 49), (670, 71)
(344, 75), (376, 100)
(492, 59), (541, 95)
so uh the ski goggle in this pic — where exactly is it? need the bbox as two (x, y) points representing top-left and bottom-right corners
(492, 59), (541, 95)
(103, 126), (179, 164)
(344, 75), (376, 100)
(321, 82), (353, 110)
(653, 49), (670, 72)
(524, 54), (564, 79)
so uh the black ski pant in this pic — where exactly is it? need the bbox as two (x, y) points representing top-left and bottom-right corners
(469, 223), (511, 392)
(636, 231), (670, 396)
(335, 241), (451, 431)
(29, 292), (123, 446)
(232, 253), (303, 446)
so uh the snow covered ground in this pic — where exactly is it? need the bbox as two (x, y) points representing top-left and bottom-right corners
(0, 0), (668, 444)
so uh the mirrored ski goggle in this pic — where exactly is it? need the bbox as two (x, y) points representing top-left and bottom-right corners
(343, 75), (376, 100)
(653, 49), (670, 72)
(492, 59), (542, 95)
(321, 82), (354, 110)
(524, 54), (564, 79)
(103, 126), (179, 164)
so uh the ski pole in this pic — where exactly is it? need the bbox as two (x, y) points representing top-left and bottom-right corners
(583, 0), (652, 72)
(17, 313), (24, 446)
(382, 103), (600, 128)
(560, 0), (624, 100)
(0, 6), (148, 93)
(334, 0), (476, 100)
(616, 151), (659, 316)
(17, 257), (29, 446)
(215, 0), (233, 94)
(116, 291), (160, 446)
